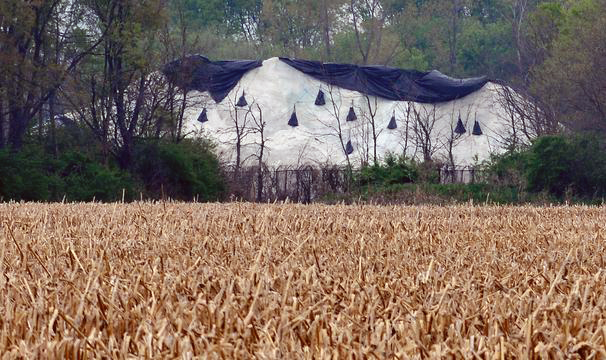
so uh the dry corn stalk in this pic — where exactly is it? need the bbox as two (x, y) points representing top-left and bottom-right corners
(0, 202), (605, 358)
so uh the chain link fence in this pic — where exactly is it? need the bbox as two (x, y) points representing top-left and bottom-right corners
(226, 165), (486, 202)
(225, 165), (356, 203)
(438, 166), (487, 184)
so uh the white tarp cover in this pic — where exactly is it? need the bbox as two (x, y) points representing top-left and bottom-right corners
(184, 57), (516, 167)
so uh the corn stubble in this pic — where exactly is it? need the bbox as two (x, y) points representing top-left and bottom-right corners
(0, 203), (605, 358)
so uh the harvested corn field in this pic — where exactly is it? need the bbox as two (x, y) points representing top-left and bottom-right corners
(1, 203), (606, 358)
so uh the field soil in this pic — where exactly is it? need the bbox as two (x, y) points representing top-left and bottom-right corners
(1, 203), (605, 358)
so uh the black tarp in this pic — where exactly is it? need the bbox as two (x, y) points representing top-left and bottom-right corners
(454, 117), (466, 134)
(387, 115), (397, 129)
(288, 110), (299, 127)
(346, 106), (357, 121)
(472, 120), (483, 135)
(345, 140), (354, 155)
(162, 55), (262, 103)
(236, 92), (248, 107)
(279, 58), (489, 103)
(197, 108), (208, 123)
(163, 55), (489, 104)
(315, 89), (326, 105)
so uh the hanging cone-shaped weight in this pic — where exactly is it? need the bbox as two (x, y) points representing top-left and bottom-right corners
(314, 89), (325, 105)
(387, 115), (397, 129)
(236, 92), (248, 107)
(454, 117), (466, 134)
(472, 120), (483, 135)
(346, 106), (357, 121)
(288, 110), (299, 127)
(345, 140), (354, 155)
(197, 108), (208, 123)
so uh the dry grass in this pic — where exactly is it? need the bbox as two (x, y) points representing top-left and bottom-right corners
(1, 202), (605, 358)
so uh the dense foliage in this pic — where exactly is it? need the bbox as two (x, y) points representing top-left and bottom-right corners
(356, 154), (419, 187)
(488, 135), (606, 200)
(132, 139), (225, 201)
(0, 140), (225, 202)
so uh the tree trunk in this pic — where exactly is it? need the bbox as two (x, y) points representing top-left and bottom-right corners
(322, 0), (332, 60)
(7, 106), (28, 151)
(176, 89), (187, 142)
(118, 134), (133, 170)
(0, 96), (4, 149)
(256, 106), (265, 202)
(449, 0), (459, 74)
(48, 90), (58, 157)
(366, 96), (379, 165)
(256, 156), (264, 202)
(351, 0), (369, 64)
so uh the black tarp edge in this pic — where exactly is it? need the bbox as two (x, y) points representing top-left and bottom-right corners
(163, 55), (490, 104)
(162, 55), (262, 103)
(279, 58), (489, 103)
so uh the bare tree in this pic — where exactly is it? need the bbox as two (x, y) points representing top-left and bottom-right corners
(316, 84), (353, 169)
(353, 109), (371, 166)
(410, 103), (444, 163)
(361, 94), (383, 165)
(394, 102), (413, 157)
(446, 0), (463, 75)
(0, 0), (109, 150)
(249, 103), (268, 202)
(507, 0), (530, 80)
(494, 84), (556, 150)
(441, 104), (473, 169)
(62, 68), (168, 166)
(157, 0), (207, 143)
(217, 88), (256, 181)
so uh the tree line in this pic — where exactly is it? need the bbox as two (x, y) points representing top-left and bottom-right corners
(0, 0), (605, 201)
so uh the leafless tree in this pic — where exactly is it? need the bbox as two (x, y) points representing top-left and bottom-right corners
(494, 84), (556, 150)
(352, 106), (371, 166)
(361, 94), (383, 165)
(395, 102), (413, 157)
(248, 103), (268, 202)
(441, 104), (474, 169)
(156, 0), (208, 143)
(446, 0), (463, 74)
(410, 103), (444, 163)
(507, 0), (530, 80)
(316, 84), (353, 169)
(62, 69), (168, 165)
(217, 88), (256, 180)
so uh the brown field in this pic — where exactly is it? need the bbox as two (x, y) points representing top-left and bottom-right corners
(0, 203), (605, 358)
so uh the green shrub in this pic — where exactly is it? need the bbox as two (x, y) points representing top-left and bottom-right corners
(132, 138), (225, 201)
(525, 135), (606, 198)
(488, 134), (606, 199)
(320, 182), (527, 205)
(1, 137), (226, 202)
(486, 150), (528, 188)
(54, 151), (136, 202)
(0, 148), (137, 202)
(356, 153), (418, 187)
(525, 135), (573, 196)
(0, 147), (51, 201)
